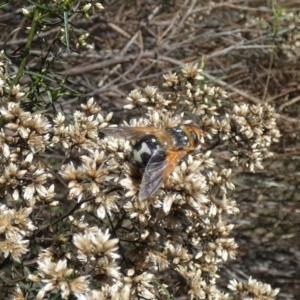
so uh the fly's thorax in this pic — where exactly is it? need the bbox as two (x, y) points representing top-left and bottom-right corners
(166, 127), (190, 149)
(132, 135), (164, 169)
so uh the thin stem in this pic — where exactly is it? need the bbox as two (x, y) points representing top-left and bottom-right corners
(13, 6), (40, 85)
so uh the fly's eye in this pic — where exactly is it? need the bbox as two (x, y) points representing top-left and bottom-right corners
(190, 130), (198, 144)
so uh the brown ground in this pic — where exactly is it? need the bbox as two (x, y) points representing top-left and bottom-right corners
(1, 1), (300, 299)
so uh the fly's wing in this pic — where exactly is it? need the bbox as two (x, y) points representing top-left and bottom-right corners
(138, 147), (166, 200)
(102, 127), (166, 141)
(138, 149), (186, 200)
(163, 150), (186, 181)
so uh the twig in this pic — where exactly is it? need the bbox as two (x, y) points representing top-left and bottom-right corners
(13, 7), (40, 85)
(279, 95), (300, 112)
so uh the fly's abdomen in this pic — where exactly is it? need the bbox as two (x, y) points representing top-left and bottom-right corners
(132, 135), (164, 168)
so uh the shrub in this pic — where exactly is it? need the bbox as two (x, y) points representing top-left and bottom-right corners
(0, 59), (280, 299)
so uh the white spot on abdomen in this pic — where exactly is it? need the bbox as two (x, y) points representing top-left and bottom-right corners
(133, 142), (151, 163)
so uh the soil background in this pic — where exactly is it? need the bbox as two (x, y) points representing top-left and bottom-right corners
(1, 1), (300, 299)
